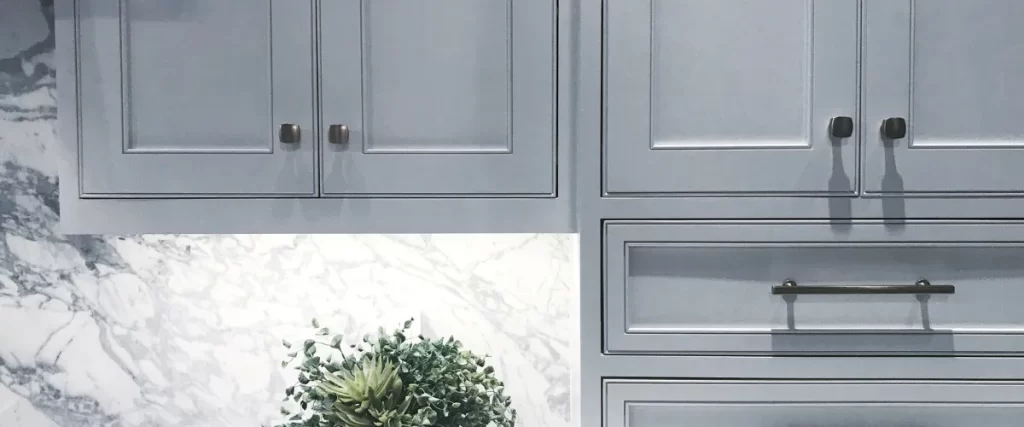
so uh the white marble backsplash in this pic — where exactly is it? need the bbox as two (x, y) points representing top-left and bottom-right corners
(0, 1), (578, 426)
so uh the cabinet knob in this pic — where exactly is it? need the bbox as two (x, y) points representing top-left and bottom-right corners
(328, 124), (350, 145)
(829, 116), (854, 139)
(881, 117), (907, 140)
(279, 123), (301, 143)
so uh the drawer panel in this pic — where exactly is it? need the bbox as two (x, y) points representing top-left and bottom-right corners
(604, 221), (1024, 355)
(605, 380), (1024, 427)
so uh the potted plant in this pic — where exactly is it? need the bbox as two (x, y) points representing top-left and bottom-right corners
(275, 318), (517, 427)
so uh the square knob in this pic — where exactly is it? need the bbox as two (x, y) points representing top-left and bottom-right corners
(279, 123), (301, 143)
(829, 116), (854, 139)
(881, 117), (907, 139)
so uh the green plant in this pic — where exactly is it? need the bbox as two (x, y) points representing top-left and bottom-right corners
(317, 357), (416, 427)
(277, 318), (517, 427)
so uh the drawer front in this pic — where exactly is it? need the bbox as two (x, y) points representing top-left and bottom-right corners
(605, 380), (1024, 427)
(604, 221), (1024, 355)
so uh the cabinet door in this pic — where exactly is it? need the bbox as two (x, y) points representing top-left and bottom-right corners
(76, 0), (316, 196)
(864, 0), (1024, 195)
(606, 380), (1024, 427)
(604, 0), (858, 195)
(320, 1), (555, 197)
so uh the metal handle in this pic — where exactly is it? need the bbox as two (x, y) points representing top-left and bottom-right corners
(881, 117), (907, 139)
(279, 123), (301, 143)
(829, 116), (854, 139)
(328, 124), (350, 145)
(773, 279), (954, 295)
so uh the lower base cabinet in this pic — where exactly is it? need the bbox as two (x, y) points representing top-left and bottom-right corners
(605, 380), (1024, 427)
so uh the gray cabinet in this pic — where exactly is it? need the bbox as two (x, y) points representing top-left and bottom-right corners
(574, 2), (1024, 426)
(604, 0), (858, 195)
(57, 0), (569, 233)
(75, 0), (316, 196)
(604, 221), (1024, 355)
(863, 0), (1024, 195)
(605, 380), (1024, 427)
(319, 0), (555, 196)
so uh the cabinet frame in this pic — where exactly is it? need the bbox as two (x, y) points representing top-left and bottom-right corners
(575, 1), (1024, 427)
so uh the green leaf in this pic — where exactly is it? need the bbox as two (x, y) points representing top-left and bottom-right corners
(316, 328), (330, 336)
(282, 339), (292, 348)
(403, 318), (415, 329)
(330, 334), (343, 347)
(312, 318), (320, 328)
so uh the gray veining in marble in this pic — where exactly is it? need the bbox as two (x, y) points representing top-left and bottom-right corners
(0, 0), (578, 425)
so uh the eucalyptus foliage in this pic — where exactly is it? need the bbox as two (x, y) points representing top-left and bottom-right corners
(276, 318), (517, 427)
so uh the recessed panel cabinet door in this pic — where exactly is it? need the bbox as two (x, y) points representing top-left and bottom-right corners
(76, 0), (316, 197)
(604, 0), (858, 195)
(320, 1), (555, 197)
(864, 0), (1024, 195)
(606, 381), (1024, 427)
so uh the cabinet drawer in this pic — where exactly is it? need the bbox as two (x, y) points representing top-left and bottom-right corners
(605, 380), (1024, 427)
(605, 221), (1024, 355)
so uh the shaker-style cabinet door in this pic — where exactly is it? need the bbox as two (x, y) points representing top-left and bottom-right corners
(863, 0), (1024, 195)
(604, 0), (858, 195)
(606, 381), (1024, 427)
(319, 1), (555, 197)
(76, 0), (316, 196)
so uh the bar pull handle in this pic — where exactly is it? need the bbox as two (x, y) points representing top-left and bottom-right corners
(772, 279), (954, 295)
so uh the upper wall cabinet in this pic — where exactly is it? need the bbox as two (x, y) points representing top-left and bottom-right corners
(319, 1), (555, 197)
(863, 0), (1024, 196)
(57, 0), (568, 233)
(75, 0), (316, 196)
(604, 0), (859, 196)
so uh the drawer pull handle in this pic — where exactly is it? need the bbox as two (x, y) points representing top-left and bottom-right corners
(772, 279), (955, 295)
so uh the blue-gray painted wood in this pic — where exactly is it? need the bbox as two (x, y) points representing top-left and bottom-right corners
(605, 380), (1024, 427)
(55, 197), (575, 234)
(76, 0), (317, 196)
(605, 221), (1024, 355)
(604, 0), (858, 195)
(570, 0), (1024, 424)
(57, 0), (574, 233)
(319, 0), (555, 196)
(863, 0), (1024, 195)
